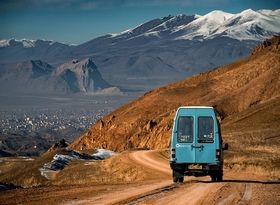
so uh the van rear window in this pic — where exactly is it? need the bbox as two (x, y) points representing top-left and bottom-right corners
(177, 116), (193, 143)
(198, 117), (214, 143)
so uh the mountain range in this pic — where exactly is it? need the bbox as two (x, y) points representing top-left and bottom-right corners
(70, 36), (280, 151)
(0, 58), (116, 94)
(0, 9), (280, 93)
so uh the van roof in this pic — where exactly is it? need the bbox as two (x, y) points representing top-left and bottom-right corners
(178, 106), (213, 109)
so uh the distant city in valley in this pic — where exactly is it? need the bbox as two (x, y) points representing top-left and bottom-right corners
(0, 94), (138, 155)
(0, 107), (107, 137)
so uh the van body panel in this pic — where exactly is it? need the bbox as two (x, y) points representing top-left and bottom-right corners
(171, 107), (219, 164)
(170, 106), (224, 182)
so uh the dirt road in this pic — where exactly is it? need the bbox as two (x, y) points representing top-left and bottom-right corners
(1, 150), (279, 205)
(115, 150), (222, 205)
(65, 150), (280, 205)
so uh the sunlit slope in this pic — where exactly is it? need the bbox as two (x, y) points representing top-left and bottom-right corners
(71, 36), (280, 151)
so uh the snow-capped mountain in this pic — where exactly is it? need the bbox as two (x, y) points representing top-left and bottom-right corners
(0, 39), (73, 64)
(0, 9), (279, 91)
(108, 14), (198, 41)
(0, 39), (71, 48)
(206, 9), (280, 41)
(173, 10), (235, 40)
(108, 9), (280, 41)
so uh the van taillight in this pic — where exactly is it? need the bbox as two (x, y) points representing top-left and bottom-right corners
(171, 148), (176, 158)
(216, 149), (221, 158)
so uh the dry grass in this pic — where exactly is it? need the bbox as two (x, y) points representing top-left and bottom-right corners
(52, 151), (157, 186)
(0, 150), (159, 188)
(0, 153), (54, 187)
(222, 99), (280, 180)
(223, 130), (280, 180)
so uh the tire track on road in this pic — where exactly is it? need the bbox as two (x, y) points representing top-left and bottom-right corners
(237, 183), (252, 205)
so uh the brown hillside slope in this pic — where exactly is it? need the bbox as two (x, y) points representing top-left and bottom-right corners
(71, 36), (280, 151)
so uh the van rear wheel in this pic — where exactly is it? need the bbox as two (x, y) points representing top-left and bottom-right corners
(217, 173), (223, 182)
(172, 169), (184, 183)
(211, 173), (223, 182)
(178, 176), (184, 183)
(211, 175), (217, 182)
(173, 176), (179, 183)
(173, 176), (184, 183)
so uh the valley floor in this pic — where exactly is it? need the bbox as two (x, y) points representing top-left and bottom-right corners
(0, 150), (279, 205)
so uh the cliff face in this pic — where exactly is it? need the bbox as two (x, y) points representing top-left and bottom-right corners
(71, 36), (280, 151)
(53, 58), (111, 93)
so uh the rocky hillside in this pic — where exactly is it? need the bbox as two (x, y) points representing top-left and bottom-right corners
(71, 36), (280, 151)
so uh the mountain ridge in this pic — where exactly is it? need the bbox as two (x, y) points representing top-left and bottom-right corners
(0, 58), (113, 94)
(70, 36), (280, 151)
(1, 9), (279, 90)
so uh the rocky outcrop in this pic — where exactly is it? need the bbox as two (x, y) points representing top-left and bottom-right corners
(251, 36), (280, 55)
(53, 58), (111, 93)
(47, 139), (68, 152)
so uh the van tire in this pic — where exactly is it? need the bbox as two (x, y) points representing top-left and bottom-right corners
(217, 173), (223, 182)
(178, 176), (184, 183)
(172, 169), (184, 183)
(211, 173), (223, 182)
(173, 176), (179, 183)
(211, 175), (217, 182)
(173, 176), (184, 183)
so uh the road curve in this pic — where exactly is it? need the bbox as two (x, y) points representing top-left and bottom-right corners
(130, 150), (172, 175)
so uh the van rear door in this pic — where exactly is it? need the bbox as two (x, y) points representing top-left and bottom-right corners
(194, 113), (217, 164)
(174, 115), (195, 163)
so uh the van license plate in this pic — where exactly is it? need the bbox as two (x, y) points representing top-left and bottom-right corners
(189, 164), (202, 169)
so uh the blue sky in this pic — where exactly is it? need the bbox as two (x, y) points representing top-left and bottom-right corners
(0, 0), (279, 44)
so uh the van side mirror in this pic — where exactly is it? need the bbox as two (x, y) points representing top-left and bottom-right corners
(223, 143), (229, 150)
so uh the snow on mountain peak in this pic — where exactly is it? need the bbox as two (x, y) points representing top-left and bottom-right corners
(0, 38), (69, 48)
(20, 39), (36, 48)
(174, 10), (233, 40)
(214, 9), (280, 41)
(0, 39), (37, 48)
(175, 9), (280, 41)
(108, 9), (279, 42)
(0, 39), (10, 47)
(203, 10), (234, 22)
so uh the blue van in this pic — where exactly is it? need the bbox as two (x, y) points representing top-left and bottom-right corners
(170, 106), (228, 183)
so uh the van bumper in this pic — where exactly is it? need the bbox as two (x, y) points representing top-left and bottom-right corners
(170, 162), (223, 177)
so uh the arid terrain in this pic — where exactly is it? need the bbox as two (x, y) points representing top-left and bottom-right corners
(0, 150), (279, 205)
(0, 37), (279, 204)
